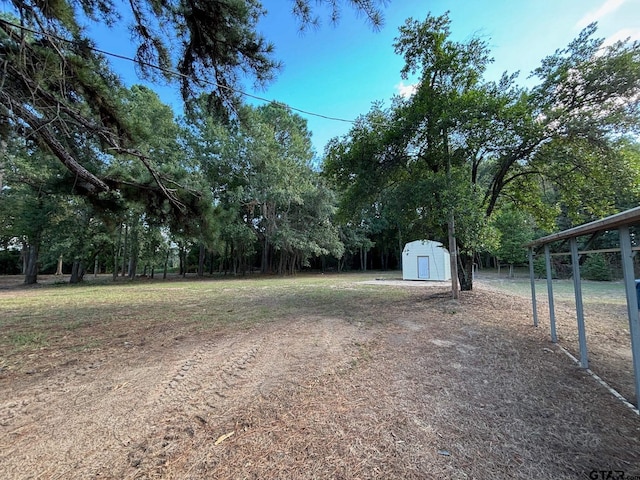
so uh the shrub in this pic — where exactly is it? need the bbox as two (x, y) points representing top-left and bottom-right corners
(0, 250), (21, 275)
(533, 256), (558, 279)
(582, 253), (611, 281)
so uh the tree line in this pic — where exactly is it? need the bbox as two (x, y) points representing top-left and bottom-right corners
(1, 91), (351, 281)
(1, 3), (639, 287)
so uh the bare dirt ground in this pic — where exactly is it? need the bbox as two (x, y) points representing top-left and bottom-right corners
(1, 275), (639, 479)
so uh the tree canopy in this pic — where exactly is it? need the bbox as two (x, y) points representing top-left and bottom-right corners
(0, 0), (387, 212)
(2, 6), (640, 290)
(323, 12), (640, 290)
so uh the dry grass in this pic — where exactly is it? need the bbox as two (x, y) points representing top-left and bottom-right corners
(479, 271), (637, 406)
(1, 273), (639, 479)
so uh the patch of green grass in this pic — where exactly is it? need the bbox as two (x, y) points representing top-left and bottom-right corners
(0, 272), (411, 357)
(476, 271), (627, 305)
(65, 319), (91, 330)
(8, 332), (48, 348)
(69, 339), (102, 352)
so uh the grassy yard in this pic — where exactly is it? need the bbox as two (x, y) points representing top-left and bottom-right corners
(0, 272), (405, 359)
(1, 271), (638, 480)
(476, 268), (628, 305)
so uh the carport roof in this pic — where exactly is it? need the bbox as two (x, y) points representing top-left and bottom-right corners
(525, 205), (640, 248)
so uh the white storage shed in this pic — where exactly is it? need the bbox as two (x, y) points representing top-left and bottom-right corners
(402, 240), (451, 281)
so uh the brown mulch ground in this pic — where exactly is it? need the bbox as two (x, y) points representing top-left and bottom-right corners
(1, 280), (639, 479)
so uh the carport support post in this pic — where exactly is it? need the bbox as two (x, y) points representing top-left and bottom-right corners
(619, 225), (640, 408)
(545, 244), (558, 343)
(528, 247), (538, 327)
(570, 238), (588, 369)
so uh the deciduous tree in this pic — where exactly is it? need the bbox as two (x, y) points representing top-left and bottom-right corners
(324, 12), (640, 291)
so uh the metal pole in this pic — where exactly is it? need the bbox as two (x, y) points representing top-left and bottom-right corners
(570, 238), (588, 369)
(619, 225), (640, 409)
(545, 244), (558, 343)
(448, 214), (459, 300)
(529, 247), (538, 327)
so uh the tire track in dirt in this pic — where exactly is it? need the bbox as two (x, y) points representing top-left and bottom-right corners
(116, 317), (370, 479)
(0, 356), (108, 433)
(122, 340), (264, 477)
(164, 341), (259, 401)
(1, 349), (178, 479)
(0, 316), (370, 479)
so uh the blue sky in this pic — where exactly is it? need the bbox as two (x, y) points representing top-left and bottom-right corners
(249, 0), (640, 156)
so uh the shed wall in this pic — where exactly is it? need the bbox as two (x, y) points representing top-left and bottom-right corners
(402, 240), (451, 281)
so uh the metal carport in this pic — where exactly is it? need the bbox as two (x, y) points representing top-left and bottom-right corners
(525, 206), (640, 411)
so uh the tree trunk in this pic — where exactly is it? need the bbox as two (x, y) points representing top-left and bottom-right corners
(182, 247), (187, 277)
(24, 242), (39, 285)
(70, 260), (84, 284)
(444, 126), (460, 298)
(397, 225), (403, 270)
(448, 216), (460, 299)
(113, 224), (122, 281)
(223, 242), (229, 275)
(163, 248), (170, 279)
(261, 237), (269, 273)
(197, 243), (206, 277)
(21, 242), (28, 274)
(56, 255), (63, 275)
(94, 257), (99, 278)
(179, 243), (185, 276)
(128, 254), (137, 279)
(240, 245), (247, 276)
(121, 224), (128, 277)
(113, 253), (118, 281)
(0, 140), (4, 192)
(128, 221), (139, 279)
(458, 252), (474, 291)
(230, 244), (236, 275)
(360, 247), (367, 272)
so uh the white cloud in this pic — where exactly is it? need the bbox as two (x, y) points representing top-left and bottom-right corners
(395, 81), (418, 98)
(575, 0), (626, 29)
(602, 28), (640, 47)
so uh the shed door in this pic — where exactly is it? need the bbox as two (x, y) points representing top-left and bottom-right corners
(417, 256), (429, 279)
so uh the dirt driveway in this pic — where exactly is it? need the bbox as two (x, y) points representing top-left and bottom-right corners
(1, 277), (639, 479)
